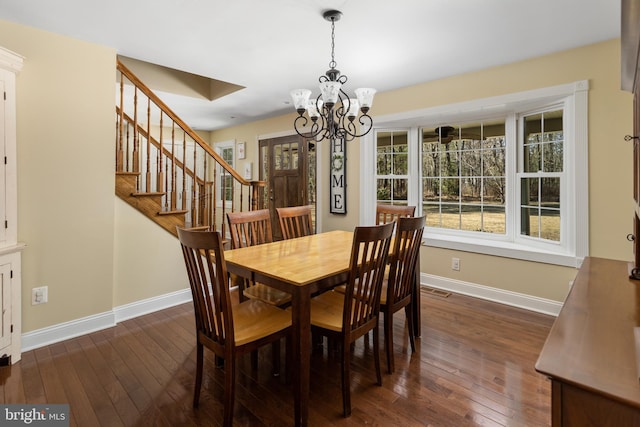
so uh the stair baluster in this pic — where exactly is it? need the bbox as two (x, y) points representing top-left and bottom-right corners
(115, 59), (264, 237)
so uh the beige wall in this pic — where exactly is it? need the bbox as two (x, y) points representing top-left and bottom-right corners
(0, 20), (195, 331)
(0, 20), (117, 331)
(213, 39), (633, 303)
(0, 15), (632, 336)
(113, 199), (186, 306)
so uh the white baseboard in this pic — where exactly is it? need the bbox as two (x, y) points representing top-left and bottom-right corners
(21, 275), (561, 353)
(113, 288), (192, 322)
(21, 288), (192, 352)
(21, 311), (116, 353)
(421, 273), (562, 316)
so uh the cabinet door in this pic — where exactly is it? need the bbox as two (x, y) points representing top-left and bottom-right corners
(0, 263), (11, 353)
(0, 78), (5, 244)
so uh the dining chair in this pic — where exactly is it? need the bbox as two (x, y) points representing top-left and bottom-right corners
(381, 215), (425, 373)
(309, 222), (394, 417)
(276, 205), (314, 239)
(226, 209), (291, 306)
(227, 209), (273, 248)
(177, 227), (292, 427)
(375, 203), (416, 225)
(332, 203), (414, 296)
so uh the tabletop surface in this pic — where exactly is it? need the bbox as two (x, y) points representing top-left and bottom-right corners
(224, 230), (354, 287)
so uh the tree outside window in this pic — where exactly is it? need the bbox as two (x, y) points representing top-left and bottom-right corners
(422, 121), (506, 234)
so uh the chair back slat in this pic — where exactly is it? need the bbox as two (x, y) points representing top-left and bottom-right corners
(375, 204), (416, 225)
(177, 228), (233, 347)
(387, 216), (425, 306)
(342, 222), (394, 334)
(227, 209), (273, 248)
(276, 205), (314, 239)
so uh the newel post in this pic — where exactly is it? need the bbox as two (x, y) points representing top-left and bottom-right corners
(250, 181), (266, 210)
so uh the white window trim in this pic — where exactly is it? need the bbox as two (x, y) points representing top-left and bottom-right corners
(214, 139), (236, 207)
(360, 80), (588, 267)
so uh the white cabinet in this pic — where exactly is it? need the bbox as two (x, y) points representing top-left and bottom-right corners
(0, 46), (25, 364)
(0, 249), (21, 363)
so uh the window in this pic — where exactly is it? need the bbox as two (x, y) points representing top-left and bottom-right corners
(421, 121), (506, 234)
(215, 140), (235, 204)
(519, 110), (563, 242)
(376, 131), (409, 206)
(361, 81), (588, 267)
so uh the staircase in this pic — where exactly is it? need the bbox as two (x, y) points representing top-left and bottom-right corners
(115, 59), (264, 237)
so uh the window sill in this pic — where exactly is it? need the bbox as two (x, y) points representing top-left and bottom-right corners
(423, 233), (582, 268)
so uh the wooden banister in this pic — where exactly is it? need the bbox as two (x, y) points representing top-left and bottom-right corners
(115, 58), (265, 235)
(117, 59), (248, 184)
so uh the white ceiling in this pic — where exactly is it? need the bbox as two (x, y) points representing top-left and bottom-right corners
(0, 0), (621, 131)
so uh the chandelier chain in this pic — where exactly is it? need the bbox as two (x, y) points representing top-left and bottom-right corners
(329, 18), (336, 69)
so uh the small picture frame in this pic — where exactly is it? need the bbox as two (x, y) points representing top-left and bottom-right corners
(237, 141), (246, 159)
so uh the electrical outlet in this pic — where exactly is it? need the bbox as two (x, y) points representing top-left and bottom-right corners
(451, 257), (460, 271)
(31, 286), (48, 305)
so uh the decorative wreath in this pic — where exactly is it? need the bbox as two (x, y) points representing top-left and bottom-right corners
(331, 154), (344, 172)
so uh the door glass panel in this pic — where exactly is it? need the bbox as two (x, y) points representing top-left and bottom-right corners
(274, 145), (282, 170)
(291, 143), (299, 169)
(282, 143), (290, 169)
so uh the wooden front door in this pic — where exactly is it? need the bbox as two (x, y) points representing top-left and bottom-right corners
(260, 135), (315, 240)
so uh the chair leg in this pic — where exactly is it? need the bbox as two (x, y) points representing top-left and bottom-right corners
(312, 331), (324, 354)
(341, 340), (352, 417)
(215, 355), (224, 368)
(373, 326), (382, 386)
(272, 340), (281, 377)
(329, 337), (339, 356)
(285, 335), (292, 384)
(405, 304), (416, 353)
(193, 343), (204, 408)
(223, 357), (236, 427)
(384, 310), (395, 374)
(251, 350), (258, 371)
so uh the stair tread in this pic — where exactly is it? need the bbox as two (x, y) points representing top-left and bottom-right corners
(158, 209), (189, 215)
(131, 191), (165, 197)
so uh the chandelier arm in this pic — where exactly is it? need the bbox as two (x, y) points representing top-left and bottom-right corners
(335, 97), (348, 132)
(339, 112), (374, 140)
(312, 114), (327, 141)
(334, 96), (346, 120)
(337, 89), (349, 112)
(341, 120), (359, 139)
(335, 126), (354, 142)
(294, 115), (322, 139)
(357, 113), (374, 137)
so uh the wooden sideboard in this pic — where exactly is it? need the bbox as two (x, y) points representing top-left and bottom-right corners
(536, 257), (640, 426)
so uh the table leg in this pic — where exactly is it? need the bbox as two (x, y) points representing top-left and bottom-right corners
(291, 288), (311, 427)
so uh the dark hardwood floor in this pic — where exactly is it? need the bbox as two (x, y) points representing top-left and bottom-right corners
(0, 288), (555, 426)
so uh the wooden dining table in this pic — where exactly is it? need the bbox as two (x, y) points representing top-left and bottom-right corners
(223, 229), (421, 426)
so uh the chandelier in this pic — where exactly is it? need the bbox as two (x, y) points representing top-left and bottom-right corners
(290, 10), (376, 142)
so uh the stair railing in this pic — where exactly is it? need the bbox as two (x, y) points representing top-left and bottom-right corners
(115, 59), (264, 235)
